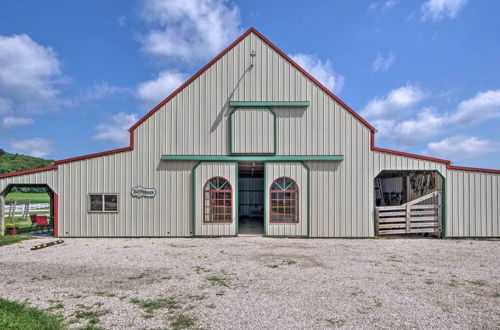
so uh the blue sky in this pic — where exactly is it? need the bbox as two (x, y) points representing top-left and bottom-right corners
(0, 0), (499, 168)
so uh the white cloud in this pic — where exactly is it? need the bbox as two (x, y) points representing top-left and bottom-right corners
(290, 53), (345, 94)
(369, 1), (398, 15)
(9, 137), (53, 158)
(372, 51), (396, 72)
(2, 116), (34, 128)
(140, 0), (242, 62)
(450, 89), (500, 126)
(93, 112), (139, 145)
(390, 108), (446, 146)
(425, 135), (496, 159)
(361, 85), (424, 120)
(421, 0), (468, 22)
(0, 34), (62, 106)
(136, 70), (189, 107)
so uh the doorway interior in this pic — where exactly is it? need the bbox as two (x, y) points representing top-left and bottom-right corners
(238, 162), (264, 235)
(1, 184), (56, 236)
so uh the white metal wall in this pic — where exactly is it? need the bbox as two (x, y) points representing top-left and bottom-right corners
(446, 169), (499, 237)
(265, 162), (308, 236)
(194, 162), (237, 236)
(133, 32), (370, 156)
(231, 108), (274, 154)
(57, 156), (195, 237)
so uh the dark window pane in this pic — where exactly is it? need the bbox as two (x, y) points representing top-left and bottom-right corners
(90, 194), (103, 212)
(104, 195), (118, 212)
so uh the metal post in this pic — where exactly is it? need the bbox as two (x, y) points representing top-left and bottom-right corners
(437, 191), (443, 236)
(0, 194), (4, 236)
(406, 202), (411, 233)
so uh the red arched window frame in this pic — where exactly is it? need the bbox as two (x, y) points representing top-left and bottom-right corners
(269, 176), (299, 223)
(203, 176), (233, 223)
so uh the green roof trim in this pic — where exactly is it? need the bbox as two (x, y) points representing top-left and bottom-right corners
(162, 155), (343, 161)
(229, 101), (310, 107)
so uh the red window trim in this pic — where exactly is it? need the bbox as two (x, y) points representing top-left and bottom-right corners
(203, 176), (233, 224)
(269, 176), (299, 224)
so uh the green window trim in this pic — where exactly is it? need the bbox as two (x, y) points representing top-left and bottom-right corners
(191, 161), (239, 237)
(163, 155), (344, 161)
(229, 101), (310, 107)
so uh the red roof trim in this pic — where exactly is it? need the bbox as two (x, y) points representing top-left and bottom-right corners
(446, 165), (500, 174)
(129, 29), (255, 131)
(55, 146), (132, 165)
(2, 28), (497, 176)
(0, 165), (58, 179)
(370, 132), (500, 174)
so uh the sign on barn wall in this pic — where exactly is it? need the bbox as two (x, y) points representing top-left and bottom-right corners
(131, 187), (156, 198)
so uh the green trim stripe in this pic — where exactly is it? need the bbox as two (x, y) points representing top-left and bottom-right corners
(301, 161), (311, 238)
(263, 162), (267, 236)
(229, 101), (310, 107)
(163, 155), (343, 161)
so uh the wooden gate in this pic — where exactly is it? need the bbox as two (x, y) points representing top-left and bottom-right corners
(375, 191), (442, 236)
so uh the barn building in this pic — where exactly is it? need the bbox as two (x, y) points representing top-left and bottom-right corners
(1, 28), (499, 238)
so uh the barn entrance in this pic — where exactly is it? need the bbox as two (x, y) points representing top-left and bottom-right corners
(1, 184), (57, 237)
(374, 170), (444, 237)
(238, 162), (264, 235)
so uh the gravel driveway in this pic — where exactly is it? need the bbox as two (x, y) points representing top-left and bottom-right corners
(0, 237), (498, 329)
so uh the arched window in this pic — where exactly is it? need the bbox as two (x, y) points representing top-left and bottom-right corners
(270, 177), (299, 223)
(203, 177), (232, 223)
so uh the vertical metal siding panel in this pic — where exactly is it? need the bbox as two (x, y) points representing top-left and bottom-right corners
(457, 171), (464, 237)
(493, 175), (499, 236)
(486, 174), (492, 236)
(232, 109), (274, 154)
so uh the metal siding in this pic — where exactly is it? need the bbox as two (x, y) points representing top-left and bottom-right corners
(195, 162), (236, 236)
(265, 162), (307, 236)
(231, 108), (274, 154)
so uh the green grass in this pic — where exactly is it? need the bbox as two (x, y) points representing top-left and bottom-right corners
(5, 192), (50, 204)
(0, 298), (64, 330)
(206, 276), (230, 287)
(169, 313), (196, 330)
(131, 297), (180, 313)
(0, 235), (33, 247)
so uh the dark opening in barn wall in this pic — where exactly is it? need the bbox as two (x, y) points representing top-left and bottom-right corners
(238, 162), (264, 235)
(1, 184), (56, 236)
(375, 170), (442, 207)
(374, 170), (444, 237)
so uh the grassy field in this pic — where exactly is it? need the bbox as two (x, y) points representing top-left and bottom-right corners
(0, 298), (64, 330)
(3, 192), (51, 234)
(5, 192), (50, 204)
(0, 235), (33, 247)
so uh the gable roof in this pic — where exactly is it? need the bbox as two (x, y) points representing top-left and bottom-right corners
(1, 27), (499, 178)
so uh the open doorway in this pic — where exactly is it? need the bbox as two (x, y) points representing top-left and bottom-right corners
(238, 162), (264, 235)
(2, 184), (57, 236)
(374, 170), (444, 237)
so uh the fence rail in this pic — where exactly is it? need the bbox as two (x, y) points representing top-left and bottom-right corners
(3, 203), (50, 219)
(375, 191), (442, 236)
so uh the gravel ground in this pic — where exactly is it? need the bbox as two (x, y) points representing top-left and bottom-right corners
(0, 236), (499, 329)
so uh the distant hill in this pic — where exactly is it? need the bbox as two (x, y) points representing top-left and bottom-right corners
(0, 149), (54, 175)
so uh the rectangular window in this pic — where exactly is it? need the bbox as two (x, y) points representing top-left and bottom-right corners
(89, 194), (118, 213)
